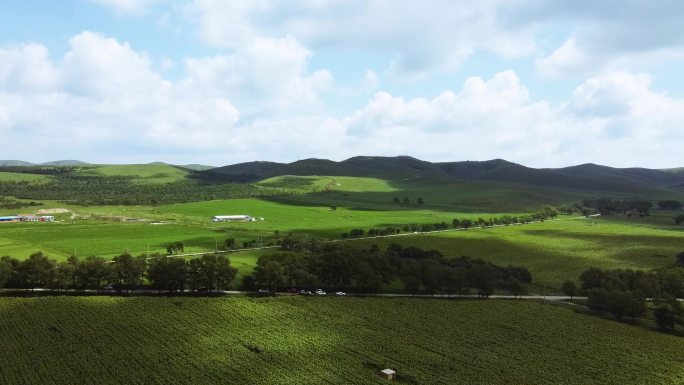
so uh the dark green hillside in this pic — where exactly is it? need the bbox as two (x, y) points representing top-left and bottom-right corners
(201, 156), (684, 196)
(201, 160), (284, 181)
(556, 163), (684, 186)
(342, 155), (448, 177)
(436, 158), (513, 178)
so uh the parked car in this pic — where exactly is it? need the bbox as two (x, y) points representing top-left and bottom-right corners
(257, 289), (271, 295)
(315, 289), (326, 295)
(287, 288), (299, 294)
(335, 291), (346, 296)
(299, 290), (312, 295)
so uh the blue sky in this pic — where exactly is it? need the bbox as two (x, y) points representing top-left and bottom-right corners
(1, 0), (683, 167)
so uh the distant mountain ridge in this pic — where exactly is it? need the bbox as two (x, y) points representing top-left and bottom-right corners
(0, 160), (214, 170)
(3, 157), (683, 193)
(0, 160), (90, 167)
(202, 156), (684, 192)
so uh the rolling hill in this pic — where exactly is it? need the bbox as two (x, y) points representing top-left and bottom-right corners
(202, 156), (684, 194)
(0, 160), (90, 167)
(0, 160), (34, 167)
(3, 156), (684, 197)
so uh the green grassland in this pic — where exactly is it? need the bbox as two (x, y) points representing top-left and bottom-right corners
(2, 171), (684, 291)
(74, 163), (189, 184)
(0, 297), (681, 385)
(0, 172), (50, 183)
(1, 213), (682, 291)
(259, 175), (591, 212)
(353, 215), (684, 289)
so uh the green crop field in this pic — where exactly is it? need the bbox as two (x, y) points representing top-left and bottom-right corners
(0, 297), (681, 385)
(2, 168), (684, 293)
(1, 198), (683, 291)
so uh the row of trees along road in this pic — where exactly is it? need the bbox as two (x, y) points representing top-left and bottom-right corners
(340, 207), (560, 239)
(561, 252), (684, 331)
(0, 252), (237, 293)
(245, 242), (532, 297)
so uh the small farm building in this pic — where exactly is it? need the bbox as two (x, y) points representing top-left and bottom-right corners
(380, 369), (396, 380)
(212, 215), (254, 222)
(0, 215), (53, 223)
(19, 215), (54, 222)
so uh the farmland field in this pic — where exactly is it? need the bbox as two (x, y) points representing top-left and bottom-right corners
(353, 215), (684, 288)
(0, 296), (682, 385)
(1, 202), (683, 290)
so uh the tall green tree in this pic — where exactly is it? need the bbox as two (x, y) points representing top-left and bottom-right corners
(76, 256), (112, 290)
(19, 252), (56, 290)
(561, 280), (578, 299)
(253, 258), (286, 291)
(112, 253), (146, 291)
(653, 296), (684, 331)
(0, 259), (12, 288)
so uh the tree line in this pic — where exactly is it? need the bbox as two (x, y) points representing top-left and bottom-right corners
(339, 207), (560, 239)
(562, 252), (684, 331)
(0, 252), (237, 293)
(245, 243), (532, 297)
(581, 198), (653, 216)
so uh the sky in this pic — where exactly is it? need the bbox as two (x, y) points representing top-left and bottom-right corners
(1, 1), (684, 168)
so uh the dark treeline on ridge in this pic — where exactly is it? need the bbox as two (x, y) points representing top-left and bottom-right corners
(0, 176), (277, 205)
(582, 198), (654, 216)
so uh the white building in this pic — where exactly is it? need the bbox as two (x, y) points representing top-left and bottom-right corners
(212, 215), (254, 222)
(20, 215), (54, 222)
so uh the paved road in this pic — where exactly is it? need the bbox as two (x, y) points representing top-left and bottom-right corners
(0, 287), (587, 301)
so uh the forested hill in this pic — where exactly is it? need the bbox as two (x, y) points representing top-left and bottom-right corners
(201, 156), (684, 191)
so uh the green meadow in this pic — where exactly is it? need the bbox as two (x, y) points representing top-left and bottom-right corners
(353, 215), (684, 289)
(1, 171), (684, 291)
(0, 172), (50, 183)
(74, 163), (190, 184)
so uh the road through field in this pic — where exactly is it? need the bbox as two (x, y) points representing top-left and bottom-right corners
(173, 214), (602, 258)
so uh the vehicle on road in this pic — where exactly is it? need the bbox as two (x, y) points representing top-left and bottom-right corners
(299, 290), (312, 295)
(257, 289), (271, 295)
(335, 291), (346, 296)
(315, 289), (326, 295)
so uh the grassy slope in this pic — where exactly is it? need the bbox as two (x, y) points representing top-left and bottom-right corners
(354, 216), (684, 289)
(75, 164), (188, 184)
(0, 297), (682, 385)
(0, 172), (50, 183)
